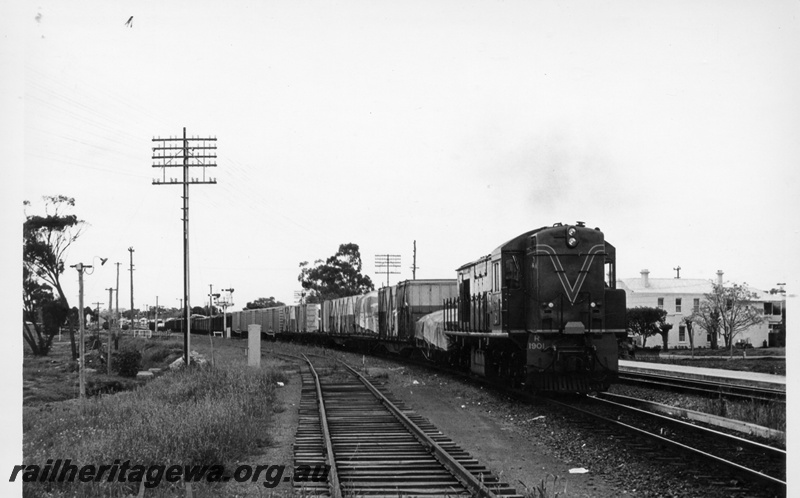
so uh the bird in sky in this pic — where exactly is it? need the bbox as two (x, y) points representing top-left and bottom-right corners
(124, 16), (133, 27)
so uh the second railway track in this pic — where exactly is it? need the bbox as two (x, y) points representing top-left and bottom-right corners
(293, 354), (521, 497)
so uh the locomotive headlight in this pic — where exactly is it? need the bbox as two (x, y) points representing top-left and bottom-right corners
(566, 226), (579, 247)
(590, 302), (596, 308)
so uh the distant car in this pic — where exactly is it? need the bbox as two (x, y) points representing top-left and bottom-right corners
(735, 340), (754, 349)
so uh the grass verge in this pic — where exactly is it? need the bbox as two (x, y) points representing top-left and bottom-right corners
(22, 362), (287, 497)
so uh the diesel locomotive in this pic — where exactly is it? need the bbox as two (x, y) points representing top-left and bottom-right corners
(443, 222), (626, 391)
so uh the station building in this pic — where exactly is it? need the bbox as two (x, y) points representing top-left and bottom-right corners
(617, 270), (785, 349)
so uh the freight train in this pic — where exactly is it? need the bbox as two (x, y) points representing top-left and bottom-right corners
(173, 223), (626, 392)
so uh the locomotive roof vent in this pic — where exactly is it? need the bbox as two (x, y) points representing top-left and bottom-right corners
(576, 221), (585, 227)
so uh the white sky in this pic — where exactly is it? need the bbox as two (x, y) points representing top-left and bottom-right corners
(2, 0), (799, 488)
(6, 0), (800, 314)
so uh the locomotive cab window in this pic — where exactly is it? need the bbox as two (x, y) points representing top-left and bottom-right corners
(504, 255), (521, 289)
(604, 261), (615, 288)
(493, 262), (500, 291)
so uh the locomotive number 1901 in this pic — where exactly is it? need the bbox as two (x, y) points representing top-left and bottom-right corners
(528, 335), (546, 350)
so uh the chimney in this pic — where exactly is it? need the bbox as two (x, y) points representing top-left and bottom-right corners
(716, 270), (724, 286)
(641, 269), (650, 288)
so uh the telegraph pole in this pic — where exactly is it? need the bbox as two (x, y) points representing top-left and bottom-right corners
(128, 247), (135, 330)
(152, 127), (217, 365)
(375, 254), (401, 287)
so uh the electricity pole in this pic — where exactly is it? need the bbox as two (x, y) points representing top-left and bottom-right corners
(106, 288), (114, 373)
(114, 261), (120, 350)
(128, 247), (135, 330)
(70, 263), (89, 399)
(410, 240), (418, 280)
(375, 254), (401, 287)
(152, 127), (217, 365)
(208, 284), (214, 317)
(115, 262), (120, 325)
(92, 302), (103, 333)
(70, 259), (106, 397)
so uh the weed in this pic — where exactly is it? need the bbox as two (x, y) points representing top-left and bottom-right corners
(520, 474), (568, 498)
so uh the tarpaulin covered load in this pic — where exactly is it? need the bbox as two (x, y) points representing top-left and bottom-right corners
(322, 295), (358, 335)
(378, 285), (397, 339)
(301, 303), (320, 333)
(355, 291), (379, 336)
(380, 280), (457, 341)
(415, 310), (449, 351)
(282, 306), (297, 333)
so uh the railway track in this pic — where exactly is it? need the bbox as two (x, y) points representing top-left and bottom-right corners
(618, 370), (786, 403)
(293, 354), (522, 497)
(543, 393), (786, 496)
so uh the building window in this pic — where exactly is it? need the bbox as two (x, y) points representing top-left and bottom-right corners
(693, 298), (700, 312)
(707, 333), (711, 342)
(657, 297), (664, 310)
(679, 325), (686, 342)
(675, 298), (682, 313)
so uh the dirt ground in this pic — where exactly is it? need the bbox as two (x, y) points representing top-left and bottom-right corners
(250, 344), (625, 497)
(367, 360), (620, 497)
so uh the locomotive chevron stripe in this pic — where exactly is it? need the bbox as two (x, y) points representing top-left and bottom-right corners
(535, 244), (605, 304)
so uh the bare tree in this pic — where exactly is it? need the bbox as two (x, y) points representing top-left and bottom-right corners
(695, 283), (763, 358)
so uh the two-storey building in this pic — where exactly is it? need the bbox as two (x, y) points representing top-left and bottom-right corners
(617, 270), (785, 349)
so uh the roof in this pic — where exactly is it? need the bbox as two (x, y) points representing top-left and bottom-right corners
(617, 277), (785, 302)
(617, 278), (712, 295)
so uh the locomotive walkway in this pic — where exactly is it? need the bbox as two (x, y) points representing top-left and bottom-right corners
(294, 354), (521, 497)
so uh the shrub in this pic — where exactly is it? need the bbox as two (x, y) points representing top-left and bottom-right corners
(114, 349), (142, 377)
(139, 340), (184, 370)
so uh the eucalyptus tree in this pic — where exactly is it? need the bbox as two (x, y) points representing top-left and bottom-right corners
(23, 195), (84, 358)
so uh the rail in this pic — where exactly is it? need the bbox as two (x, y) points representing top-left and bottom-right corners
(545, 394), (786, 493)
(300, 354), (342, 498)
(338, 360), (500, 498)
